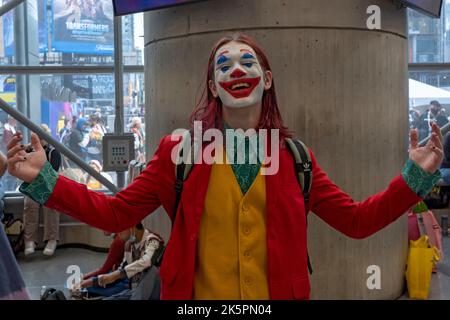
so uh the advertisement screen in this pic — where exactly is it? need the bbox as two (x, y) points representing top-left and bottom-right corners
(39, 0), (48, 52)
(113, 0), (209, 16)
(0, 0), (14, 57)
(51, 0), (114, 55)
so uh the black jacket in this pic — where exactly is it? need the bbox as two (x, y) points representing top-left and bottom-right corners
(44, 145), (61, 172)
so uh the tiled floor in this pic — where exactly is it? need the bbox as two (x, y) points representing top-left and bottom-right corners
(17, 237), (450, 300)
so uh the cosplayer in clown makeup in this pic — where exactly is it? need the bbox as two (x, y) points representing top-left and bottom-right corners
(6, 34), (444, 300)
(209, 42), (272, 109)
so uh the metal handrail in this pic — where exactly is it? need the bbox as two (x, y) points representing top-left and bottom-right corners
(0, 0), (24, 17)
(418, 121), (450, 147)
(0, 97), (119, 193)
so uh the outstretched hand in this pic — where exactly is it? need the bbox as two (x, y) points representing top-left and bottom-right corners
(409, 122), (443, 174)
(7, 132), (46, 183)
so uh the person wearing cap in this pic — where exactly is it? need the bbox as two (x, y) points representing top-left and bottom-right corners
(22, 124), (61, 256)
(68, 118), (89, 161)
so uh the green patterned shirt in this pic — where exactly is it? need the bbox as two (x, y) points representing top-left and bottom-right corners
(224, 123), (263, 195)
(19, 161), (58, 204)
(401, 159), (441, 198)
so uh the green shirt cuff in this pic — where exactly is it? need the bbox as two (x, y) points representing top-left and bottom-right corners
(402, 159), (442, 198)
(19, 161), (58, 205)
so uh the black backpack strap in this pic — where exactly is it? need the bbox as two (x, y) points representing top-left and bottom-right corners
(285, 138), (313, 203)
(153, 131), (195, 267)
(285, 138), (314, 275)
(172, 130), (196, 228)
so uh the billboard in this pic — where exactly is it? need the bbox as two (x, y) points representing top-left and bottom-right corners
(113, 0), (209, 16)
(0, 0), (14, 57)
(51, 0), (114, 54)
(39, 0), (48, 52)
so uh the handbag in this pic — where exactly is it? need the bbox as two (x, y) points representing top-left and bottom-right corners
(405, 235), (440, 299)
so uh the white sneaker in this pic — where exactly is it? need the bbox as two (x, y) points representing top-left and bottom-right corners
(24, 241), (35, 256)
(43, 240), (57, 256)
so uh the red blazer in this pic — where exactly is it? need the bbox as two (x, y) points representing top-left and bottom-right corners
(45, 135), (422, 300)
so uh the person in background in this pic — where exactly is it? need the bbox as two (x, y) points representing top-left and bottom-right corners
(68, 118), (88, 161)
(72, 232), (127, 298)
(59, 118), (71, 145)
(2, 116), (17, 190)
(86, 116), (106, 163)
(99, 222), (163, 300)
(84, 159), (112, 190)
(23, 125), (62, 256)
(418, 100), (449, 141)
(2, 116), (16, 152)
(129, 117), (145, 162)
(0, 147), (29, 299)
(409, 109), (420, 130)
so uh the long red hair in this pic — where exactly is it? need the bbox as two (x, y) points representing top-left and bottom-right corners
(189, 33), (292, 140)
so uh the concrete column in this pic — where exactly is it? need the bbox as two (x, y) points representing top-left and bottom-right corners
(144, 0), (409, 299)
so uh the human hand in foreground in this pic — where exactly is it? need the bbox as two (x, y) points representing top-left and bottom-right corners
(409, 122), (443, 173)
(7, 132), (46, 183)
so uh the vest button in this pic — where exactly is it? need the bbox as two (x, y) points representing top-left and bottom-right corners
(244, 277), (252, 286)
(244, 250), (251, 258)
(243, 226), (251, 235)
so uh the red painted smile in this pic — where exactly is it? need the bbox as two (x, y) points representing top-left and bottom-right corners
(219, 77), (261, 99)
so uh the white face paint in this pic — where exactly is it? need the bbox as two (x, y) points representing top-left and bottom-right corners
(213, 42), (265, 109)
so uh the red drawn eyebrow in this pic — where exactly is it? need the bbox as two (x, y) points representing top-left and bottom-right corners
(217, 50), (229, 57)
(240, 49), (253, 54)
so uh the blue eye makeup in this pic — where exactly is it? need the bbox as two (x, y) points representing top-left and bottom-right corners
(243, 63), (253, 68)
(241, 53), (255, 60)
(221, 66), (230, 73)
(217, 55), (229, 66)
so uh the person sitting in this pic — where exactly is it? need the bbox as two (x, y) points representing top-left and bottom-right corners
(74, 222), (163, 300)
(72, 232), (127, 299)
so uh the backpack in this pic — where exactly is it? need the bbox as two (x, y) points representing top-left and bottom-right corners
(2, 214), (24, 256)
(153, 136), (314, 274)
(41, 288), (67, 300)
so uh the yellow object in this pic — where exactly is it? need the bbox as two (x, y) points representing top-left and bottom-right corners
(87, 179), (102, 190)
(193, 154), (269, 300)
(405, 235), (441, 300)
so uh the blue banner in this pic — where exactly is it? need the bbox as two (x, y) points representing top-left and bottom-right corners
(51, 0), (114, 55)
(1, 0), (14, 57)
